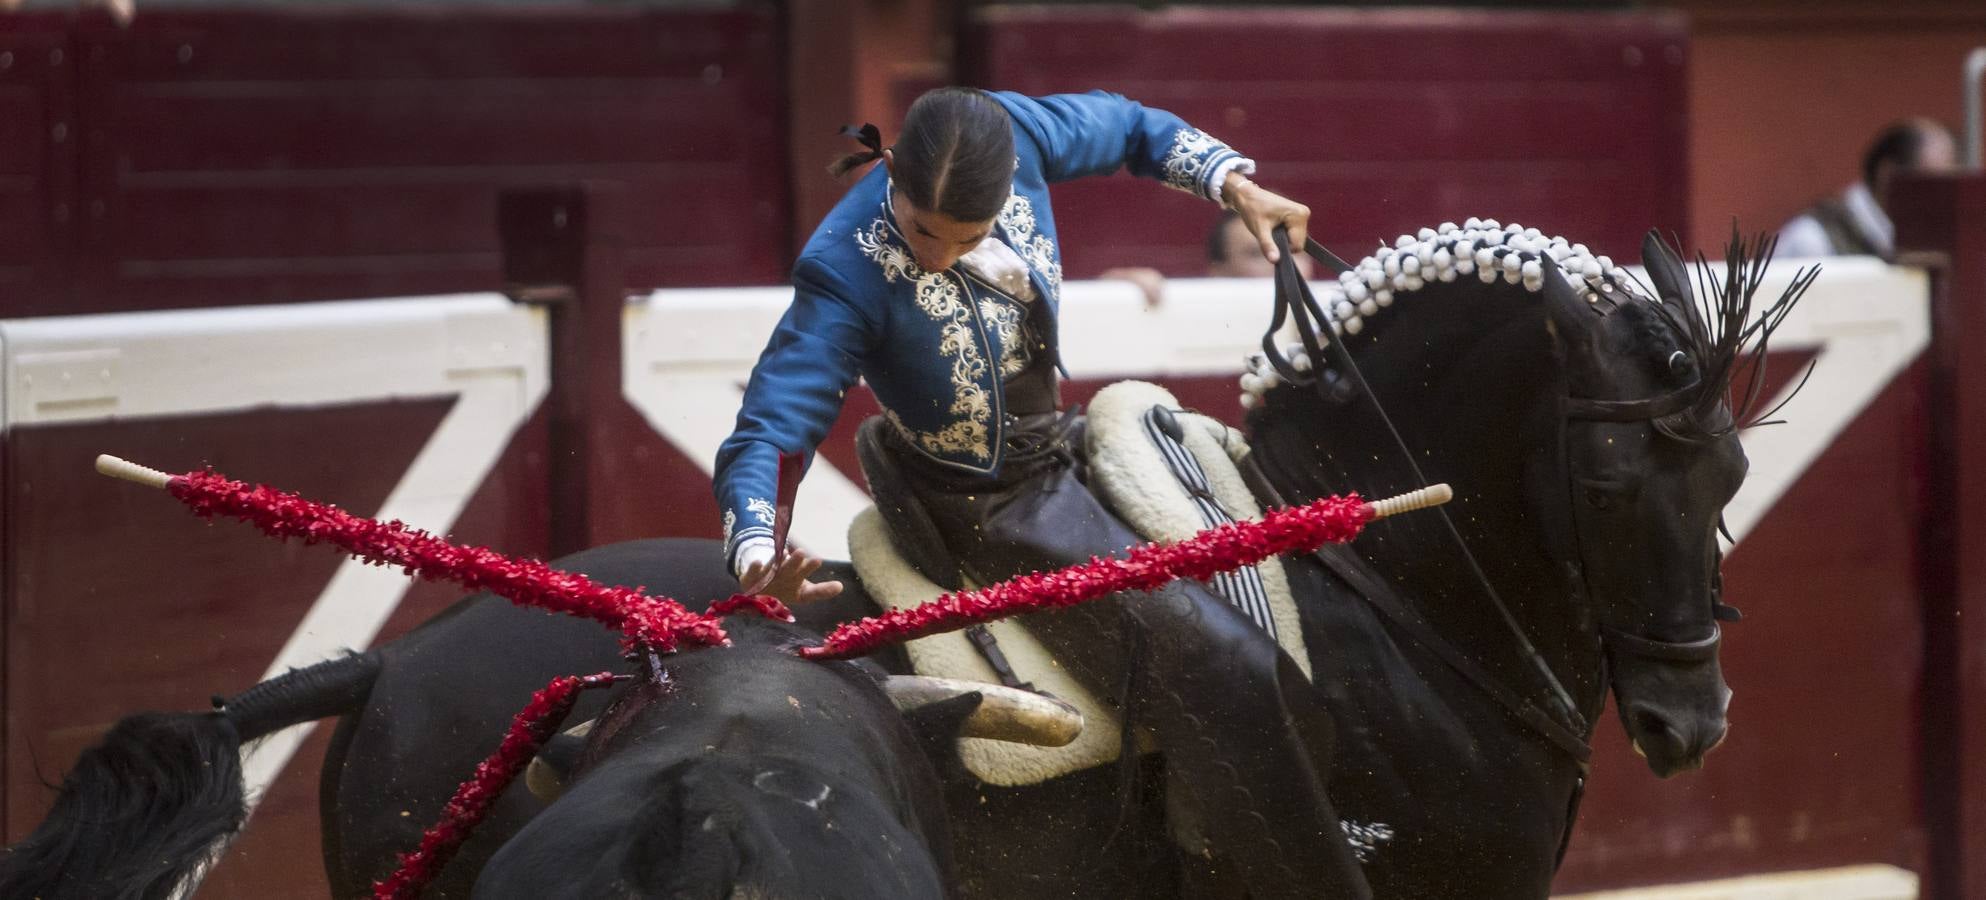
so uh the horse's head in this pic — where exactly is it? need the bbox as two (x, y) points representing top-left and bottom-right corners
(1246, 221), (1809, 780)
(1544, 231), (1808, 776)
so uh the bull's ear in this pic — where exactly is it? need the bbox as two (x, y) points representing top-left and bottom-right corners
(524, 726), (592, 803)
(899, 692), (985, 768)
(1641, 229), (1694, 309)
(539, 732), (587, 774)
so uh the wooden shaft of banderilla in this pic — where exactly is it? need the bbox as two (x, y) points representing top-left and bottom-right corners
(1366, 483), (1454, 520)
(95, 454), (173, 489)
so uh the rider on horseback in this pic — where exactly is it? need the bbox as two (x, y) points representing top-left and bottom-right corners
(714, 87), (1369, 898)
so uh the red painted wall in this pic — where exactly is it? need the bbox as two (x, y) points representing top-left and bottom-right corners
(3, 5), (791, 318)
(0, 13), (73, 311)
(1894, 172), (1986, 900)
(961, 7), (1691, 278)
(1680, 1), (1986, 252)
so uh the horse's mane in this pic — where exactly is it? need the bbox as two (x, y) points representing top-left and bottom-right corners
(1240, 219), (1819, 438)
(1241, 218), (1641, 405)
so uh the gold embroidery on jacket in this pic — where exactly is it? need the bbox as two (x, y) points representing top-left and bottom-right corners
(978, 296), (1030, 378)
(857, 217), (993, 461)
(997, 194), (1062, 299)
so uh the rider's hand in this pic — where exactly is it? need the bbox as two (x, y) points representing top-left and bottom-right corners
(1224, 170), (1310, 265)
(738, 544), (844, 605)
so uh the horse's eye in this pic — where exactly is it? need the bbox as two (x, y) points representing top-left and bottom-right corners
(1668, 350), (1694, 378)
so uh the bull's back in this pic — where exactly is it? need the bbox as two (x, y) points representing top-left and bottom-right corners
(319, 538), (744, 896)
(470, 619), (948, 898)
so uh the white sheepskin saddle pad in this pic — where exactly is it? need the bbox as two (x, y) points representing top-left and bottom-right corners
(848, 380), (1309, 787)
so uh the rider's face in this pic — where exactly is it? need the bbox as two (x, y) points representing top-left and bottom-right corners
(892, 189), (994, 273)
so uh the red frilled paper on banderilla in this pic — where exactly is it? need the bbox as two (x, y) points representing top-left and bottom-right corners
(372, 671), (619, 900)
(101, 454), (1434, 659)
(152, 467), (788, 654)
(94, 454), (1436, 900)
(799, 492), (1373, 660)
(102, 457), (1427, 900)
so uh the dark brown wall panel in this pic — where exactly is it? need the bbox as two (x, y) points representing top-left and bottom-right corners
(28, 6), (788, 317)
(962, 7), (1689, 278)
(0, 16), (74, 309)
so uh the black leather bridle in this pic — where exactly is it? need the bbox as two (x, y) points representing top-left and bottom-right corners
(1561, 380), (1738, 673)
(1260, 228), (1735, 763)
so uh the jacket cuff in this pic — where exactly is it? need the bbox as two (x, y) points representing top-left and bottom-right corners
(1160, 127), (1252, 202)
(1207, 156), (1258, 207)
(721, 499), (777, 578)
(729, 536), (777, 582)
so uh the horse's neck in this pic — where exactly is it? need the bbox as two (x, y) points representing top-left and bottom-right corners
(1248, 310), (1606, 719)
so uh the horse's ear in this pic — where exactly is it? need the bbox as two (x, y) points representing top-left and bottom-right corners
(1641, 230), (1694, 309)
(1539, 254), (1594, 341)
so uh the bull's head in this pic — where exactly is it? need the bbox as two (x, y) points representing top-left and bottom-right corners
(525, 675), (1081, 801)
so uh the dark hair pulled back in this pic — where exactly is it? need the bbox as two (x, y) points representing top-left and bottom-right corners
(1861, 117), (1947, 187)
(829, 87), (1015, 224)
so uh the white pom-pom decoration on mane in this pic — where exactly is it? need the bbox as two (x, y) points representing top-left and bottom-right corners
(1237, 220), (1643, 408)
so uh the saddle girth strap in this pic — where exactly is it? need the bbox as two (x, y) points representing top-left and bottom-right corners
(965, 624), (1039, 693)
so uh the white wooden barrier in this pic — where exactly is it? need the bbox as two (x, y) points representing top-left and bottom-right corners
(0, 294), (549, 818)
(624, 260), (1928, 555)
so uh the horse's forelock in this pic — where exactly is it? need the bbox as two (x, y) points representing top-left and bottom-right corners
(1658, 232), (1818, 441)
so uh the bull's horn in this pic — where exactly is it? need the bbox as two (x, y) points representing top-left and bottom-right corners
(524, 718), (595, 803)
(884, 675), (1083, 747)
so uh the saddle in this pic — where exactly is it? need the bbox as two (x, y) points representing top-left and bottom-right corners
(850, 381), (1312, 786)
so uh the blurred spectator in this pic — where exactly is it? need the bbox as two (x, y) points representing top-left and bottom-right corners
(1777, 117), (1958, 259)
(1101, 209), (1317, 307)
(1206, 209), (1315, 279)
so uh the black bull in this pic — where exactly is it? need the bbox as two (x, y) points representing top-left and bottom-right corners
(0, 540), (988, 900)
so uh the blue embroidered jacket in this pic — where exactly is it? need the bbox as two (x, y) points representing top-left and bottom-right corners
(713, 90), (1251, 572)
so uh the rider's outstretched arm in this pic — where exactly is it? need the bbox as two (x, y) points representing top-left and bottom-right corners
(713, 256), (876, 585)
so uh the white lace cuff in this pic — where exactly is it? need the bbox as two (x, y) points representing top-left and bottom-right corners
(1208, 157), (1258, 207)
(731, 537), (777, 582)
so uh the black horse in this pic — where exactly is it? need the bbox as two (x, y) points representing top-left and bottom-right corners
(870, 227), (1806, 897)
(2, 225), (1805, 898)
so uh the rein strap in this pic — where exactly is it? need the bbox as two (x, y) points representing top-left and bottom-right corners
(1312, 543), (1594, 765)
(1267, 229), (1591, 744)
(1562, 380), (1703, 422)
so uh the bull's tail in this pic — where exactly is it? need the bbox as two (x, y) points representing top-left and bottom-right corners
(0, 651), (382, 900)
